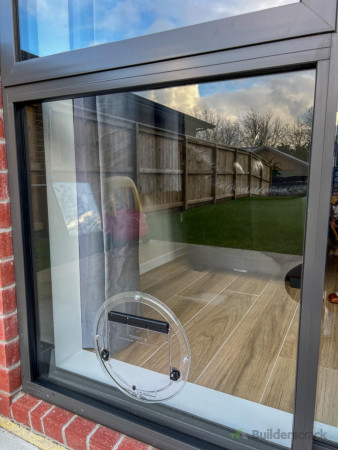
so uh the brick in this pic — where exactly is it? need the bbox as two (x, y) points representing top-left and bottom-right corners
(11, 394), (39, 427)
(43, 407), (74, 444)
(0, 391), (14, 417)
(0, 338), (19, 367)
(30, 401), (53, 434)
(0, 312), (18, 340)
(64, 416), (97, 450)
(118, 437), (149, 450)
(0, 286), (16, 314)
(0, 144), (7, 170)
(0, 232), (13, 259)
(0, 202), (11, 229)
(0, 259), (15, 288)
(0, 173), (9, 201)
(0, 116), (4, 141)
(0, 364), (21, 393)
(89, 426), (122, 450)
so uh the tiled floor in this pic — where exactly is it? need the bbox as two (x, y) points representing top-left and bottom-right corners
(113, 253), (338, 428)
(38, 245), (337, 429)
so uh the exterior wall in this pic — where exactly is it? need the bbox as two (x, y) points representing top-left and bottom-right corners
(0, 79), (21, 419)
(0, 78), (154, 450)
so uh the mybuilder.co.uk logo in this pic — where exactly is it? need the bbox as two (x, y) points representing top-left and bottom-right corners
(230, 429), (327, 441)
(230, 429), (248, 440)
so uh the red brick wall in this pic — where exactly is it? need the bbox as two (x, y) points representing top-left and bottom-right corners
(0, 79), (156, 450)
(0, 80), (22, 419)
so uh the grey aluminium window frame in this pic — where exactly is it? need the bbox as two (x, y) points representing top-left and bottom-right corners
(1, 1), (338, 449)
(0, 0), (336, 86)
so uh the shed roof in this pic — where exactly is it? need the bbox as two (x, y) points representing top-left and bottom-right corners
(242, 145), (309, 167)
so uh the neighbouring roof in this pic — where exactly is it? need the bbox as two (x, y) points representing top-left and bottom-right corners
(75, 92), (215, 137)
(242, 145), (309, 166)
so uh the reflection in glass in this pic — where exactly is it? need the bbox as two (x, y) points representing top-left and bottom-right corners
(313, 114), (338, 445)
(26, 70), (315, 448)
(18, 0), (298, 59)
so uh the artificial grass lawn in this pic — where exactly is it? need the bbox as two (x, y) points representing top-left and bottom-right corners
(34, 233), (51, 272)
(34, 196), (306, 272)
(146, 196), (307, 255)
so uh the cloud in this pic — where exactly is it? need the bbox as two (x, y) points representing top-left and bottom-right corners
(139, 85), (201, 115)
(20, 0), (298, 55)
(93, 0), (298, 41)
(139, 70), (315, 124)
(200, 71), (315, 122)
(20, 0), (71, 56)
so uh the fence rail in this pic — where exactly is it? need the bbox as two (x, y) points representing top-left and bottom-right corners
(31, 108), (272, 215)
(133, 124), (271, 212)
(28, 106), (272, 233)
(85, 118), (272, 212)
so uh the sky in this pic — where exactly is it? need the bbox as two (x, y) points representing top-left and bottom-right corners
(18, 0), (314, 124)
(139, 71), (316, 124)
(19, 0), (298, 57)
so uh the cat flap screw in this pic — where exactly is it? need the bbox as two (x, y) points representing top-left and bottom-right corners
(170, 368), (181, 381)
(101, 349), (109, 361)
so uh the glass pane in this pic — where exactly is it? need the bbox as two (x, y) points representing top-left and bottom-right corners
(25, 69), (315, 448)
(18, 0), (298, 59)
(313, 112), (338, 445)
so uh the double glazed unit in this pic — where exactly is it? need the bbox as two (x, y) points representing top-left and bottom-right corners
(1, 1), (338, 449)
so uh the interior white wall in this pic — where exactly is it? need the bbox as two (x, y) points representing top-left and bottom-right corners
(42, 99), (186, 363)
(43, 101), (83, 365)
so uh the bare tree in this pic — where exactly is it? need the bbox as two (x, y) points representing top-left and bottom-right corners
(190, 103), (241, 146)
(189, 103), (312, 160)
(302, 106), (313, 128)
(218, 119), (241, 147)
(281, 107), (313, 161)
(239, 109), (286, 147)
(284, 119), (310, 149)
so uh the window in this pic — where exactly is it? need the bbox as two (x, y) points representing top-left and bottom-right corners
(1, 0), (337, 448)
(313, 108), (338, 446)
(18, 0), (298, 59)
(24, 70), (316, 447)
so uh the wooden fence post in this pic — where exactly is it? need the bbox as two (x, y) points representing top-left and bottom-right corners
(259, 160), (263, 196)
(249, 153), (252, 197)
(233, 149), (238, 200)
(183, 137), (188, 210)
(213, 144), (218, 204)
(135, 123), (140, 190)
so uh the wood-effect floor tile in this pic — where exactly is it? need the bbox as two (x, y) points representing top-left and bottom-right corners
(197, 282), (297, 402)
(226, 275), (270, 296)
(142, 291), (256, 381)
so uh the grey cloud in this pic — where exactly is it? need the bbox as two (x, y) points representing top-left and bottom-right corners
(203, 71), (315, 122)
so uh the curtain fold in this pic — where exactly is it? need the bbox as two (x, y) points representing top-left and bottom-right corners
(74, 96), (141, 350)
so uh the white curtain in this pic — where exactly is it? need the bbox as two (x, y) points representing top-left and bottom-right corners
(73, 96), (141, 349)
